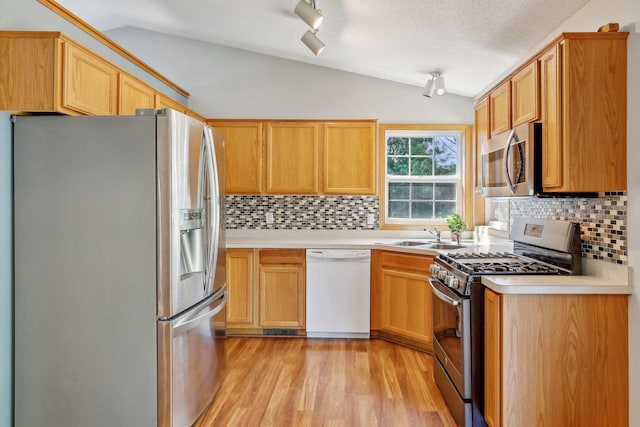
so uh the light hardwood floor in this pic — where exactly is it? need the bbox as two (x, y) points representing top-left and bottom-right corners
(195, 337), (456, 427)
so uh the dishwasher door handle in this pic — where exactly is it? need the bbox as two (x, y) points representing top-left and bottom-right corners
(306, 249), (371, 262)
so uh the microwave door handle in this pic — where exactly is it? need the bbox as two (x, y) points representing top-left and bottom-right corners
(504, 129), (517, 194)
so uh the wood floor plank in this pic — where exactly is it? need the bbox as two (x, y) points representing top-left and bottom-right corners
(195, 337), (457, 427)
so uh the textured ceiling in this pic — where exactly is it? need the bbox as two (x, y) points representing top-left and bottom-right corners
(56, 0), (590, 97)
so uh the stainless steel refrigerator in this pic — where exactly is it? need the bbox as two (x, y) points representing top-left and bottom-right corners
(13, 109), (226, 427)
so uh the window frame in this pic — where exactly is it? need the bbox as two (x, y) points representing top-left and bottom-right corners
(378, 124), (473, 230)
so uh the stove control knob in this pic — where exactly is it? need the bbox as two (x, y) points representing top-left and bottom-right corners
(437, 270), (448, 280)
(445, 276), (459, 288)
(430, 264), (441, 275)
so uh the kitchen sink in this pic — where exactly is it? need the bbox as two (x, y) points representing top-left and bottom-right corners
(391, 240), (433, 247)
(425, 243), (465, 250)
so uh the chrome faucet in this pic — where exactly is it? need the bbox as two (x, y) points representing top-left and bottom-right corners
(426, 227), (441, 243)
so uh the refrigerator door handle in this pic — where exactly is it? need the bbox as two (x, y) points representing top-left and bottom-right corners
(202, 126), (221, 295)
(173, 288), (227, 336)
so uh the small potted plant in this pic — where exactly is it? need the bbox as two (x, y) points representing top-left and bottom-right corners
(446, 213), (467, 244)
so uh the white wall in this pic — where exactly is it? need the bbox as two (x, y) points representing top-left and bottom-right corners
(105, 27), (474, 123)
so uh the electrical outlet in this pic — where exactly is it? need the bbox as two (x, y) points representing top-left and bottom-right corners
(266, 212), (274, 224)
(366, 213), (375, 225)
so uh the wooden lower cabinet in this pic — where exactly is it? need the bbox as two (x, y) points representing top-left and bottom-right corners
(371, 250), (434, 350)
(483, 289), (502, 427)
(225, 248), (305, 334)
(484, 288), (629, 427)
(225, 249), (257, 330)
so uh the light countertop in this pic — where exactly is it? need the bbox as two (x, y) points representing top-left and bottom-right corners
(226, 229), (632, 295)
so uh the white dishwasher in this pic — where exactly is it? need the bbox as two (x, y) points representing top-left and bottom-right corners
(305, 249), (371, 339)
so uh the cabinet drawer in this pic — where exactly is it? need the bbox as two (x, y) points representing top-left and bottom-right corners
(259, 249), (305, 265)
(378, 250), (433, 273)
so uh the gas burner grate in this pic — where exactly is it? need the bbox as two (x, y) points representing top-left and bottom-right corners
(446, 252), (519, 260)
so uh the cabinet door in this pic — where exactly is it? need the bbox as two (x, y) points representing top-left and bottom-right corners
(118, 74), (155, 115)
(62, 42), (118, 115)
(484, 289), (502, 427)
(380, 267), (432, 347)
(226, 249), (256, 328)
(511, 61), (539, 126)
(265, 122), (319, 194)
(539, 44), (563, 190)
(0, 34), (58, 112)
(211, 121), (263, 194)
(323, 122), (376, 194)
(489, 81), (511, 137)
(473, 98), (490, 189)
(258, 264), (305, 329)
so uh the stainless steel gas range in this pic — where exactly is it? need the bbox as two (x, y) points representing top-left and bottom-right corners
(429, 218), (582, 427)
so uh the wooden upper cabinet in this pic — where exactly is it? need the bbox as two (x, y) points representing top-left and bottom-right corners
(0, 33), (59, 112)
(266, 122), (319, 194)
(473, 98), (490, 189)
(323, 121), (376, 195)
(0, 31), (196, 118)
(209, 121), (263, 194)
(540, 33), (627, 193)
(62, 42), (118, 116)
(207, 119), (377, 195)
(118, 73), (155, 115)
(510, 61), (539, 126)
(539, 44), (563, 190)
(0, 32), (119, 115)
(489, 81), (511, 137)
(474, 31), (628, 194)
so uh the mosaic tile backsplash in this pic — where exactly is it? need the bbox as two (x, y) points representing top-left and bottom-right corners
(226, 195), (380, 230)
(226, 192), (627, 265)
(509, 192), (627, 265)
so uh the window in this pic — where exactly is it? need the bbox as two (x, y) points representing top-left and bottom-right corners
(379, 124), (470, 228)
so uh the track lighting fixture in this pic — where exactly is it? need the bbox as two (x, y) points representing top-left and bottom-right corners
(301, 30), (325, 56)
(295, 0), (325, 55)
(295, 0), (324, 30)
(423, 73), (446, 97)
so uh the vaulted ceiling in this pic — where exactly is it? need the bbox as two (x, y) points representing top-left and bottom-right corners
(56, 0), (590, 97)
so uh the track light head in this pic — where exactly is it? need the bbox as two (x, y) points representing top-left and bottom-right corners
(301, 30), (325, 55)
(423, 73), (446, 98)
(435, 75), (446, 96)
(423, 78), (435, 98)
(295, 0), (324, 30)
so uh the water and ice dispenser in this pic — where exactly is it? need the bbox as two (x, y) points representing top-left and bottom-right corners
(179, 208), (205, 277)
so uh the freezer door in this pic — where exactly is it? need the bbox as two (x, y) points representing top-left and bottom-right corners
(158, 287), (227, 427)
(157, 109), (226, 318)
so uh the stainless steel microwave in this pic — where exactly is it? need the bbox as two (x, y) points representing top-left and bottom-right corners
(480, 122), (538, 197)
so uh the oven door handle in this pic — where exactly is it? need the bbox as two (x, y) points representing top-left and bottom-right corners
(429, 279), (460, 307)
